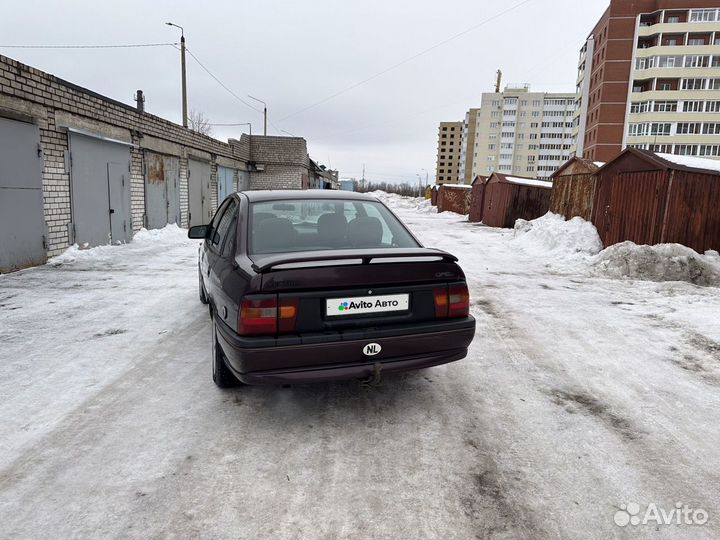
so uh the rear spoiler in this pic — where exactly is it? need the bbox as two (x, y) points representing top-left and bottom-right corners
(249, 248), (458, 273)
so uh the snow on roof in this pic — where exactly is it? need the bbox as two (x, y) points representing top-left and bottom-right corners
(656, 153), (720, 173)
(504, 176), (553, 188)
(439, 183), (473, 189)
(593, 161), (605, 168)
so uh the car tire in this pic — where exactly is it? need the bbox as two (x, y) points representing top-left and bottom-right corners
(211, 313), (239, 388)
(199, 273), (209, 304)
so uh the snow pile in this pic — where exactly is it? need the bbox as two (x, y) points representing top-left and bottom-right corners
(48, 224), (189, 267)
(48, 243), (119, 266)
(593, 242), (720, 287)
(370, 191), (436, 214)
(512, 213), (604, 258)
(133, 223), (188, 244)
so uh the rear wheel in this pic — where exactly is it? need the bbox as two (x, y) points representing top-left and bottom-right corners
(199, 273), (209, 304)
(211, 313), (239, 388)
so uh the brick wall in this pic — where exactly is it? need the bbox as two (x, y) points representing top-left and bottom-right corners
(234, 135), (310, 190)
(0, 53), (250, 255)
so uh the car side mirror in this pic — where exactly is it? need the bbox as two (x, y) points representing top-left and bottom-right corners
(188, 225), (209, 239)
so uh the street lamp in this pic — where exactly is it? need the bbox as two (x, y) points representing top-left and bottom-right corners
(165, 22), (187, 128)
(248, 95), (267, 136)
(421, 168), (429, 187)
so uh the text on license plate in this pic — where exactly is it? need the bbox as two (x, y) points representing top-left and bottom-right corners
(326, 294), (409, 317)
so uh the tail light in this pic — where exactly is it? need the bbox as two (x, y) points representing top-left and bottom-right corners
(448, 284), (470, 318)
(239, 298), (277, 335)
(239, 296), (299, 336)
(433, 287), (449, 318)
(434, 283), (470, 319)
(278, 298), (299, 333)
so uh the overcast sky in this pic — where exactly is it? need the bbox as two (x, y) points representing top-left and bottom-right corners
(2, 0), (609, 184)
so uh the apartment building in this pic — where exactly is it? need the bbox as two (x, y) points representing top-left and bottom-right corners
(464, 86), (576, 180)
(435, 121), (462, 184)
(458, 108), (481, 184)
(572, 0), (720, 162)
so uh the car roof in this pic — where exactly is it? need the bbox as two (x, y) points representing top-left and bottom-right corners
(240, 190), (378, 203)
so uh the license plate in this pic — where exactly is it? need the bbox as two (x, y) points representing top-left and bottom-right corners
(326, 294), (409, 317)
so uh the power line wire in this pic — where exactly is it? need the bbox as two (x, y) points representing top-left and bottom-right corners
(0, 43), (176, 49)
(278, 0), (535, 122)
(183, 47), (262, 114)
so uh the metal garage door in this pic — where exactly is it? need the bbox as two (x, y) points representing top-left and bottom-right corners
(188, 159), (212, 227)
(0, 117), (47, 273)
(217, 166), (234, 203)
(145, 152), (180, 229)
(238, 170), (249, 192)
(70, 133), (132, 247)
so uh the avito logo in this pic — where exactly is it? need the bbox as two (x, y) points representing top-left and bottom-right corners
(338, 299), (400, 312)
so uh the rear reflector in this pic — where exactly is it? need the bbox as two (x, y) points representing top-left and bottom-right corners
(434, 284), (469, 320)
(239, 296), (299, 336)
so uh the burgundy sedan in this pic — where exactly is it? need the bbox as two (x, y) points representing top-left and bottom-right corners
(188, 190), (475, 387)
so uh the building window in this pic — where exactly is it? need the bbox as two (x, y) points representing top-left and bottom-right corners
(677, 122), (702, 134)
(654, 100), (677, 112)
(690, 9), (718, 22)
(699, 145), (720, 156)
(668, 16), (680, 23)
(683, 100), (704, 112)
(488, 144), (496, 150)
(706, 101), (720, 112)
(675, 145), (698, 155)
(685, 55), (710, 68)
(682, 78), (705, 90)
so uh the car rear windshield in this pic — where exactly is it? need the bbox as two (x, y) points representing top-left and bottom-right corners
(249, 198), (420, 254)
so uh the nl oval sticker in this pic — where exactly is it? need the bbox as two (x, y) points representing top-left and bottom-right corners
(363, 343), (382, 356)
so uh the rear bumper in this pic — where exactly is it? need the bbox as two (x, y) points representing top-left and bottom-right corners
(215, 317), (475, 385)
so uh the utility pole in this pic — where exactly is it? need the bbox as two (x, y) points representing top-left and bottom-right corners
(495, 69), (502, 93)
(166, 22), (188, 127)
(248, 95), (267, 136)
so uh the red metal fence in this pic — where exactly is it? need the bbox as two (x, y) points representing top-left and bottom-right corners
(437, 186), (471, 214)
(592, 168), (720, 252)
(481, 178), (552, 228)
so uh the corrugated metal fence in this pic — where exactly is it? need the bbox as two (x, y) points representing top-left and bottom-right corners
(550, 174), (596, 221)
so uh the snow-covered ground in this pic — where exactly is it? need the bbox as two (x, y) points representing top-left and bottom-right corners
(1, 196), (719, 539)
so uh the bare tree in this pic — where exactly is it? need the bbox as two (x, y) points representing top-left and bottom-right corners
(188, 108), (212, 136)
